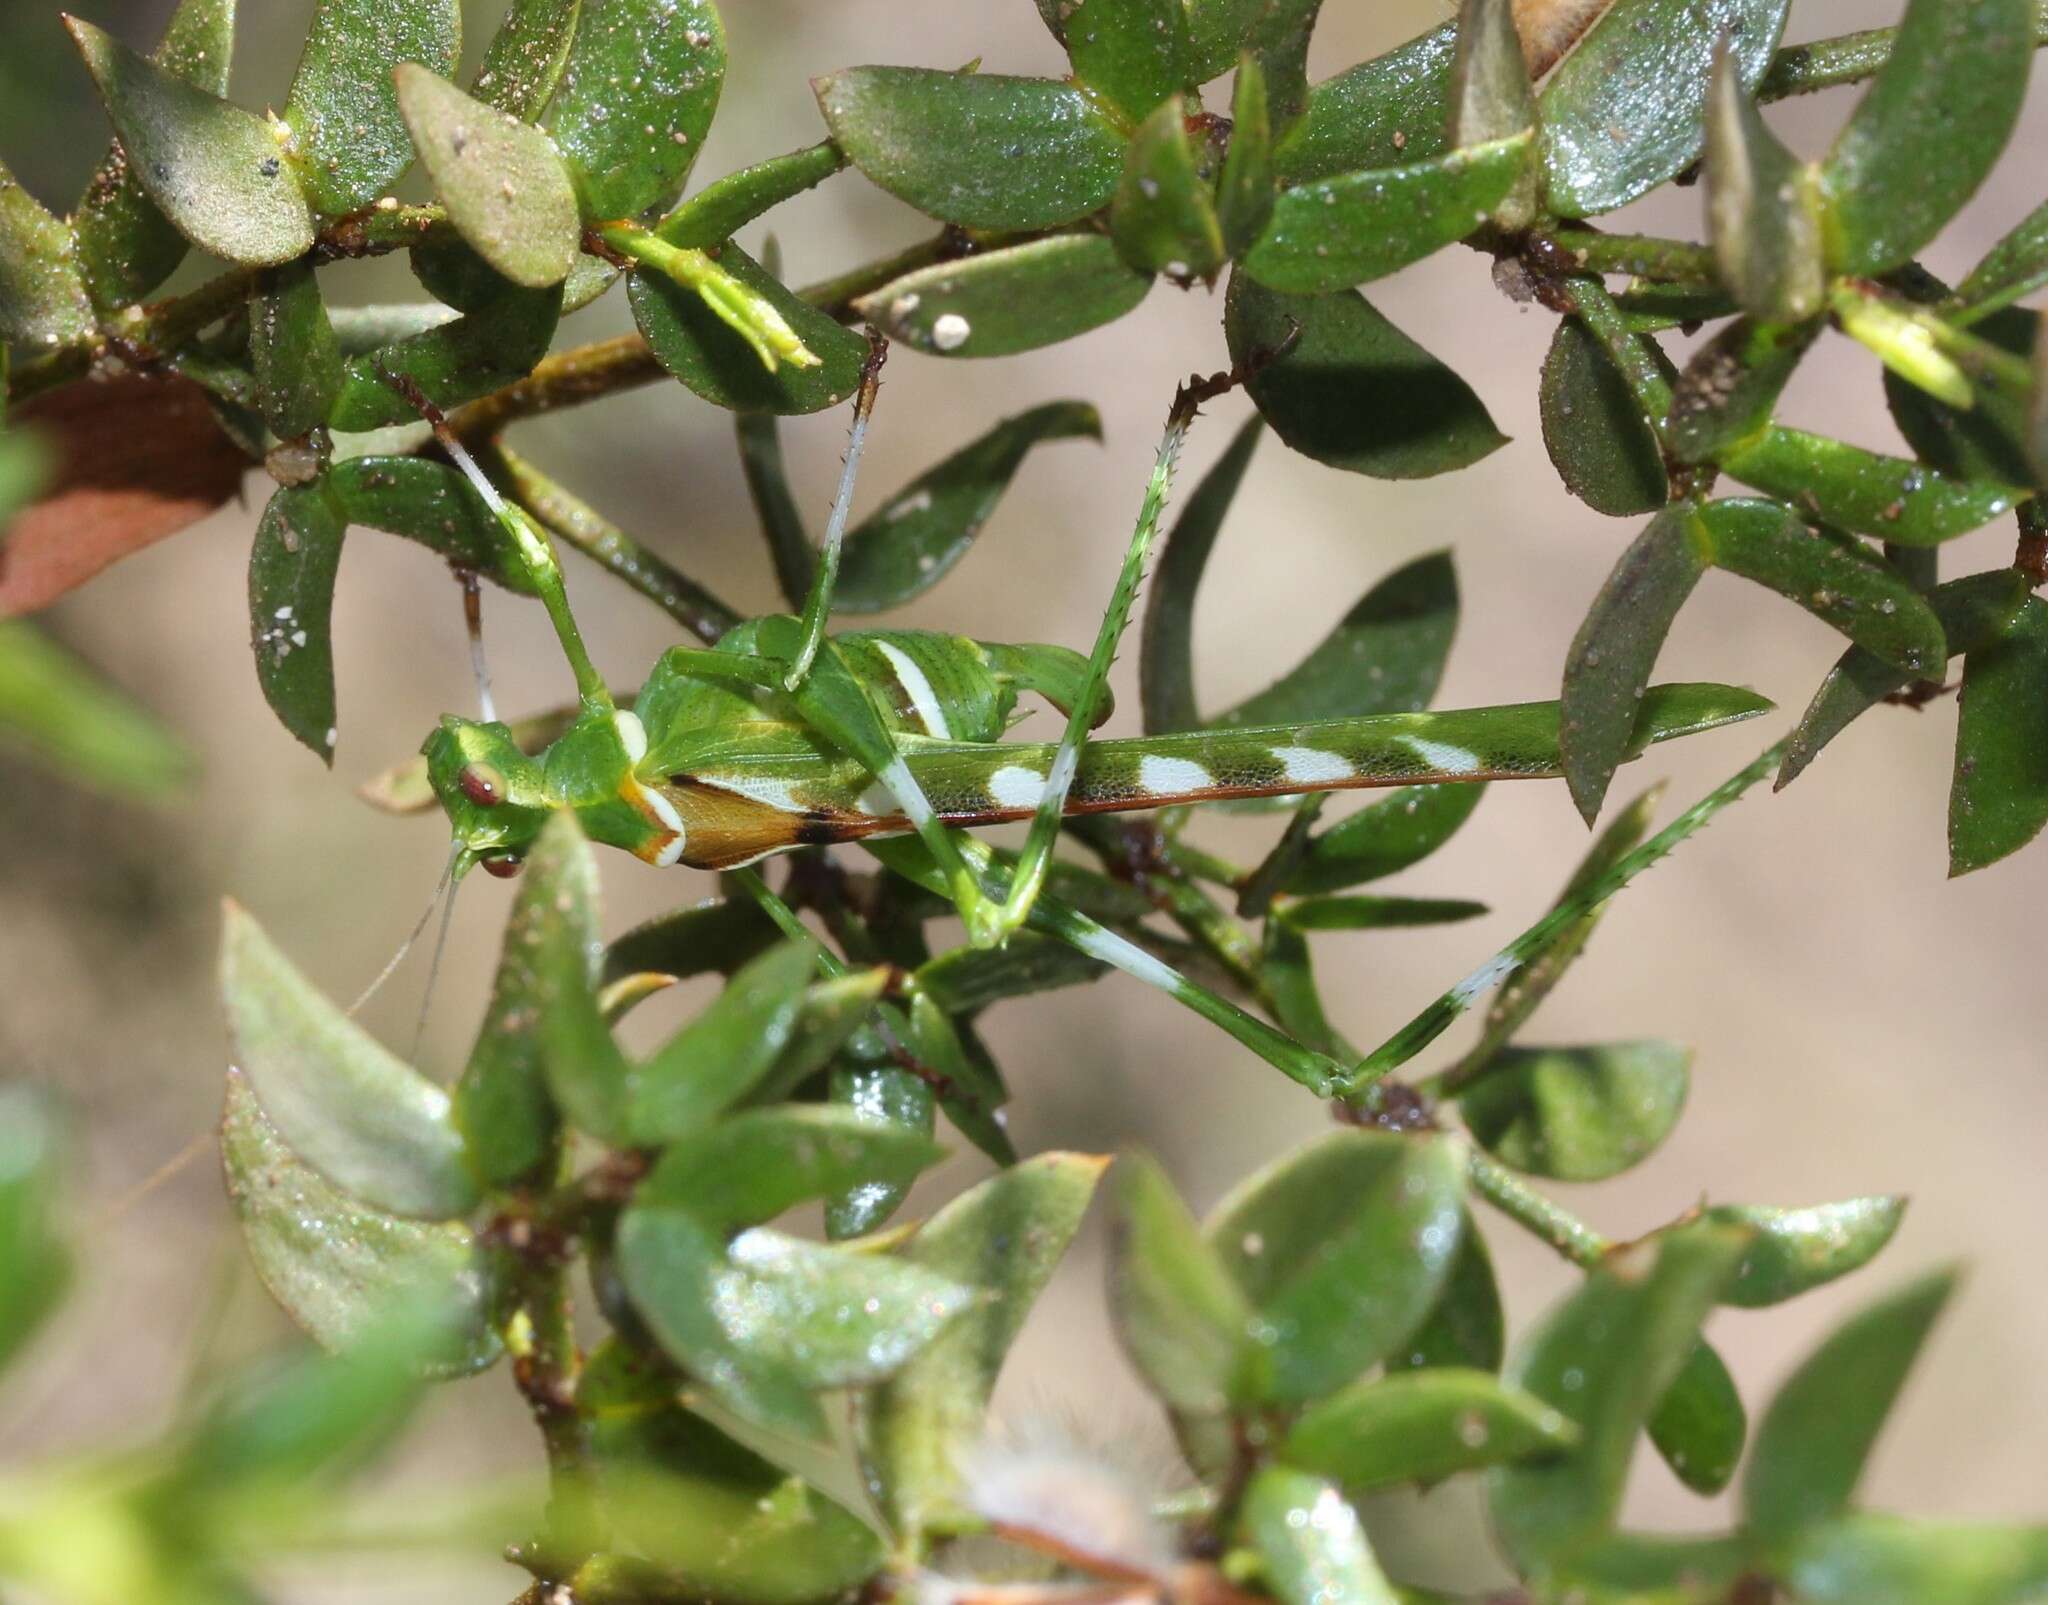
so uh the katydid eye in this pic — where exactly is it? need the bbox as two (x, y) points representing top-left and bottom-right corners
(480, 853), (523, 879)
(459, 762), (505, 807)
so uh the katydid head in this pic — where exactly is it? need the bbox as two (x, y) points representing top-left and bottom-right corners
(423, 715), (553, 877)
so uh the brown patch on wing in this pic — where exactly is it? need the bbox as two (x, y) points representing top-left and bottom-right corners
(662, 776), (899, 870)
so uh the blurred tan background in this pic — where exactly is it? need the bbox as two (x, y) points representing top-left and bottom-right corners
(2, 1), (2044, 1598)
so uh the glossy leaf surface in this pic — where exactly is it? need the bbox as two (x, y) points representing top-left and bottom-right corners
(1709, 1196), (1907, 1308)
(1243, 1465), (1399, 1605)
(1539, 318), (1669, 517)
(1396, 1221), (1505, 1374)
(1284, 783), (1485, 896)
(1283, 1368), (1578, 1492)
(1458, 1041), (1690, 1182)
(1218, 58), (1275, 256)
(1647, 1339), (1745, 1495)
(1705, 46), (1824, 321)
(1065, 0), (1188, 123)
(856, 233), (1150, 359)
(248, 484), (346, 760)
(0, 162), (91, 349)
(1111, 97), (1223, 277)
(1720, 427), (2020, 545)
(329, 279), (562, 430)
(1950, 597), (2048, 875)
(1109, 1152), (1255, 1416)
(250, 259), (342, 440)
(281, 0), (459, 215)
(1274, 24), (1455, 181)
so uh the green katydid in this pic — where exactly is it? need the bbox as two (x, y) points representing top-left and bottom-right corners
(398, 362), (1770, 963)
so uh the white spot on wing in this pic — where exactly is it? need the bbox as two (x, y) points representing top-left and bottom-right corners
(1272, 746), (1353, 786)
(988, 765), (1048, 811)
(1138, 755), (1214, 797)
(1402, 737), (1482, 775)
(613, 710), (648, 765)
(874, 639), (953, 739)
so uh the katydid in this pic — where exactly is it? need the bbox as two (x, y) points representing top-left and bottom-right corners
(405, 370), (1771, 955)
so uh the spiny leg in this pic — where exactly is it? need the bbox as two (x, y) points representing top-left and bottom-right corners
(786, 335), (887, 689)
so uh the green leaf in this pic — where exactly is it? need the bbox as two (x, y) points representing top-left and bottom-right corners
(1696, 498), (1946, 676)
(1227, 274), (1507, 479)
(281, 0), (458, 215)
(1721, 429), (2022, 546)
(1108, 1152), (1256, 1417)
(658, 141), (847, 249)
(0, 161), (91, 350)
(1539, 0), (1791, 219)
(1281, 896), (1487, 930)
(855, 232), (1151, 360)
(1451, 0), (1537, 229)
(67, 15), (315, 267)
(1560, 505), (1711, 824)
(1284, 783), (1486, 897)
(1184, 0), (1270, 84)
(1487, 1224), (1749, 1574)
(1950, 596), (2048, 875)
(1956, 201), (2048, 321)
(1244, 133), (1531, 294)
(1647, 1339), (1745, 1495)
(328, 277), (562, 430)
(1396, 1220), (1504, 1373)
(1111, 105), (1223, 284)
(327, 455), (533, 590)
(220, 1070), (499, 1375)
(1457, 1041), (1690, 1182)
(748, 969), (893, 1108)
(1704, 45), (1824, 322)
(1206, 1130), (1465, 1404)
(815, 67), (1127, 230)
(1707, 1196), (1907, 1308)
(0, 1084), (69, 1375)
(1138, 417), (1260, 732)
(395, 66), (580, 288)
(1274, 23), (1454, 182)
(71, 0), (234, 312)
(1819, 0), (2032, 277)
(636, 1105), (946, 1234)
(914, 932), (1107, 1014)
(250, 259), (342, 440)
(1886, 307), (2040, 488)
(1565, 1532), (1751, 1597)
(856, 1152), (1109, 1538)
(1779, 570), (2029, 788)
(542, 0), (724, 219)
(902, 987), (1018, 1169)
(1065, 0), (1189, 124)
(1217, 57), (1275, 257)
(1242, 1466), (1400, 1605)
(1539, 318), (1670, 517)
(248, 483), (346, 761)
(1218, 551), (1457, 727)
(1242, 0), (1325, 127)
(1743, 1268), (1955, 1546)
(606, 898), (782, 982)
(471, 0), (581, 120)
(455, 813), (596, 1188)
(1261, 914), (1340, 1056)
(1284, 1368), (1577, 1493)
(828, 402), (1102, 610)
(221, 902), (476, 1219)
(623, 939), (820, 1144)
(630, 243), (865, 415)
(825, 1062), (935, 1240)
(1784, 1514), (2048, 1605)
(1666, 316), (1820, 466)
(0, 621), (194, 800)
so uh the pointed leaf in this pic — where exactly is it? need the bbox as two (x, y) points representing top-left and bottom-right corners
(1139, 417), (1260, 733)
(816, 68), (1127, 230)
(0, 1083), (69, 1374)
(1487, 1224), (1750, 1574)
(829, 402), (1102, 610)
(1784, 1514), (2048, 1605)
(1109, 1152), (1256, 1417)
(328, 278), (563, 430)
(1275, 23), (1455, 182)
(1647, 1339), (1745, 1495)
(1539, 0), (1792, 219)
(1244, 133), (1530, 294)
(902, 987), (1017, 1168)
(1217, 57), (1275, 257)
(1110, 97), (1223, 278)
(1242, 1466), (1400, 1605)
(542, 0), (724, 219)
(1886, 307), (2039, 489)
(1540, 317), (1670, 517)
(67, 16), (314, 266)
(855, 233), (1150, 360)
(1395, 1220), (1504, 1373)
(915, 932), (1107, 1014)
(623, 939), (821, 1144)
(1242, 0), (1324, 127)
(857, 1152), (1109, 1537)
(606, 897), (782, 981)
(1708, 1196), (1907, 1308)
(1284, 783), (1486, 896)
(658, 140), (847, 249)
(1820, 0), (2032, 277)
(1957, 201), (2048, 322)
(455, 812), (595, 1188)
(221, 1069), (498, 1374)
(1457, 1041), (1690, 1182)
(1451, 0), (1536, 231)
(1697, 498), (1946, 676)
(825, 1061), (935, 1241)
(71, 0), (234, 311)
(250, 259), (342, 440)
(1721, 427), (2021, 545)
(327, 454), (533, 590)
(1227, 273), (1507, 479)
(1560, 504), (1711, 823)
(630, 243), (865, 415)
(1206, 1130), (1466, 1403)
(1183, 0), (1270, 84)
(1950, 596), (2048, 875)
(471, 0), (581, 120)
(280, 0), (458, 215)
(1065, 0), (1189, 123)
(396, 66), (580, 288)
(1281, 895), (1487, 930)
(1744, 1268), (1955, 1545)
(0, 161), (91, 349)
(1666, 316), (1820, 466)
(1705, 46), (1823, 322)
(1284, 1368), (1579, 1492)
(221, 902), (476, 1219)
(248, 483), (346, 761)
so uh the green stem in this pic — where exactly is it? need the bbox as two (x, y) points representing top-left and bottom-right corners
(1546, 228), (1718, 285)
(1558, 274), (1677, 447)
(487, 442), (740, 646)
(502, 1252), (601, 1560)
(1759, 11), (2048, 101)
(1467, 1148), (1610, 1269)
